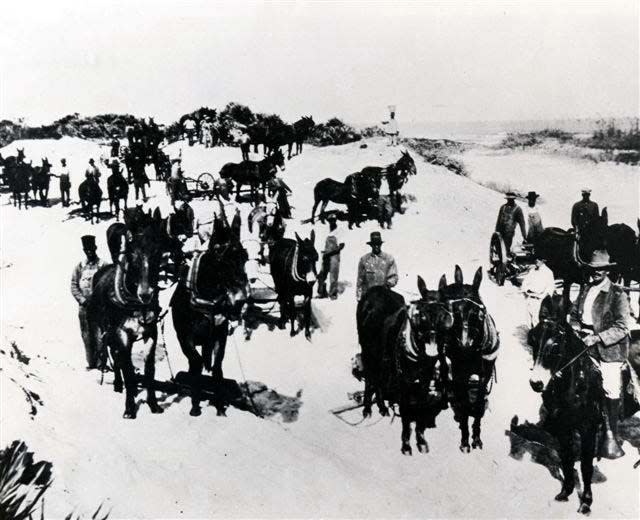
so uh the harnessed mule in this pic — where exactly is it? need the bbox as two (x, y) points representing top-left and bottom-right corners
(439, 266), (500, 453)
(360, 150), (417, 213)
(248, 203), (286, 265)
(219, 148), (285, 204)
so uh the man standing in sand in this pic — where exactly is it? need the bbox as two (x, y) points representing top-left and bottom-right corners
(356, 232), (398, 301)
(317, 214), (345, 300)
(571, 188), (600, 234)
(495, 192), (526, 253)
(58, 158), (71, 207)
(524, 191), (544, 243)
(521, 258), (555, 327)
(70, 235), (109, 370)
(382, 111), (399, 146)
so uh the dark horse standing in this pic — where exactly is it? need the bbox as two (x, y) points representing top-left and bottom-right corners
(361, 150), (417, 213)
(528, 294), (605, 515)
(219, 148), (285, 204)
(90, 211), (166, 418)
(439, 266), (499, 453)
(605, 217), (640, 323)
(171, 214), (248, 417)
(249, 116), (315, 159)
(10, 160), (32, 210)
(356, 279), (453, 454)
(311, 172), (380, 228)
(78, 175), (103, 224)
(0, 148), (25, 189)
(31, 157), (52, 206)
(269, 230), (318, 339)
(107, 166), (129, 221)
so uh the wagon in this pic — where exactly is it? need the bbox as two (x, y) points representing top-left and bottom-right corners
(488, 232), (537, 286)
(167, 172), (219, 201)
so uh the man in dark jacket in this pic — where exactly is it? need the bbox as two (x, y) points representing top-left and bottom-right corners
(569, 249), (630, 458)
(571, 188), (600, 234)
(495, 192), (526, 253)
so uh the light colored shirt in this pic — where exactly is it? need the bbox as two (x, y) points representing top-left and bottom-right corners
(521, 263), (555, 299)
(356, 251), (398, 300)
(385, 119), (399, 134)
(581, 277), (609, 326)
(524, 205), (544, 239)
(70, 257), (108, 305)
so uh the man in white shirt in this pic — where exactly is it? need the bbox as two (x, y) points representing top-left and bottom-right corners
(521, 258), (555, 327)
(524, 191), (544, 243)
(317, 214), (345, 299)
(382, 111), (399, 146)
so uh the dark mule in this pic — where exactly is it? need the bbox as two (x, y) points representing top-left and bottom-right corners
(11, 160), (32, 210)
(171, 214), (248, 416)
(292, 116), (315, 157)
(311, 172), (380, 229)
(78, 176), (103, 224)
(361, 150), (417, 212)
(31, 157), (52, 205)
(528, 295), (604, 515)
(90, 213), (166, 418)
(107, 167), (129, 221)
(0, 148), (25, 189)
(219, 148), (285, 204)
(605, 218), (640, 322)
(357, 280), (453, 454)
(269, 230), (318, 338)
(439, 266), (499, 453)
(248, 203), (286, 265)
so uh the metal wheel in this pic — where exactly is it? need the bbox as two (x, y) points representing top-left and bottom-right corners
(197, 172), (216, 199)
(490, 232), (508, 286)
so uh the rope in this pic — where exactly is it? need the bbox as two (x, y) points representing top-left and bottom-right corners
(230, 331), (262, 418)
(159, 315), (175, 381)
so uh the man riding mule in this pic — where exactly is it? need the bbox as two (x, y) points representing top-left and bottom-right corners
(356, 276), (453, 454)
(356, 232), (398, 301)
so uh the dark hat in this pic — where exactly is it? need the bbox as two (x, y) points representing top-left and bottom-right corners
(526, 191), (539, 200)
(81, 235), (96, 249)
(588, 249), (616, 270)
(326, 213), (337, 221)
(367, 231), (384, 245)
(504, 192), (517, 199)
(89, 158), (95, 164)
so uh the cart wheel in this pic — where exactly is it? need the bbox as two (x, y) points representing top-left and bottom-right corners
(490, 232), (508, 286)
(197, 172), (216, 199)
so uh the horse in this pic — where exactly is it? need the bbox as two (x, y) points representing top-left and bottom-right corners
(0, 147), (25, 188)
(10, 160), (32, 210)
(107, 168), (129, 221)
(356, 279), (453, 454)
(171, 213), (248, 416)
(78, 176), (103, 224)
(439, 266), (499, 453)
(218, 148), (285, 204)
(292, 116), (315, 157)
(90, 212), (166, 418)
(311, 172), (380, 228)
(528, 294), (605, 515)
(361, 150), (417, 212)
(30, 158), (52, 205)
(248, 203), (286, 265)
(269, 230), (318, 338)
(605, 218), (640, 322)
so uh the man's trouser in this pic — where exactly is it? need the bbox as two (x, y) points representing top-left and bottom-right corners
(79, 306), (104, 369)
(591, 357), (623, 398)
(318, 255), (340, 298)
(60, 185), (70, 206)
(501, 232), (514, 252)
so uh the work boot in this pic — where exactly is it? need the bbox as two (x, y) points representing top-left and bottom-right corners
(600, 398), (625, 460)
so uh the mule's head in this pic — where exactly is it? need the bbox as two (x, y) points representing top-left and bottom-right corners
(17, 148), (25, 161)
(408, 276), (454, 356)
(440, 266), (486, 350)
(528, 294), (566, 393)
(295, 229), (318, 284)
(399, 150), (417, 176)
(42, 157), (51, 172)
(271, 148), (286, 171)
(206, 233), (249, 314)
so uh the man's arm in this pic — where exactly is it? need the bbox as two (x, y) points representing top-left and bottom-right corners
(571, 203), (578, 229)
(597, 290), (630, 347)
(495, 206), (503, 232)
(568, 287), (583, 328)
(70, 263), (85, 305)
(516, 206), (526, 238)
(356, 257), (366, 300)
(386, 256), (398, 288)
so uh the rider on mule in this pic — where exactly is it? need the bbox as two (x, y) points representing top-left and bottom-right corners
(569, 249), (630, 459)
(356, 232), (398, 301)
(495, 192), (526, 254)
(70, 235), (109, 370)
(571, 188), (599, 235)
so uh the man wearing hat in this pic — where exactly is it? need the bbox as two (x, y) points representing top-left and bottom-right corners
(495, 192), (526, 253)
(356, 232), (398, 301)
(571, 188), (600, 235)
(58, 158), (71, 207)
(524, 191), (544, 243)
(85, 158), (102, 186)
(110, 134), (120, 158)
(70, 235), (109, 370)
(569, 249), (630, 458)
(317, 214), (345, 299)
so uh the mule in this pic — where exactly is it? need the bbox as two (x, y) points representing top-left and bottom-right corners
(171, 214), (248, 416)
(31, 158), (52, 205)
(528, 294), (604, 515)
(107, 169), (129, 221)
(78, 177), (103, 224)
(361, 150), (417, 212)
(439, 266), (499, 453)
(10, 160), (32, 210)
(269, 230), (318, 338)
(248, 203), (286, 265)
(219, 148), (285, 204)
(0, 147), (25, 188)
(605, 219), (640, 322)
(90, 214), (166, 418)
(311, 172), (380, 228)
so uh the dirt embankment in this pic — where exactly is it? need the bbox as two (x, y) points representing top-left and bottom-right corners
(403, 137), (468, 176)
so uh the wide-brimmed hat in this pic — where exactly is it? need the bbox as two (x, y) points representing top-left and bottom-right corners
(326, 213), (337, 222)
(526, 191), (539, 200)
(81, 235), (96, 250)
(588, 249), (616, 270)
(581, 188), (592, 194)
(504, 192), (517, 199)
(367, 231), (384, 245)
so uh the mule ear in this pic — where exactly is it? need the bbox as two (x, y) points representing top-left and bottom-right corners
(417, 275), (428, 299)
(295, 232), (303, 243)
(310, 229), (315, 244)
(438, 274), (447, 291)
(454, 265), (463, 285)
(601, 207), (608, 226)
(637, 218), (640, 233)
(153, 207), (162, 222)
(472, 267), (483, 293)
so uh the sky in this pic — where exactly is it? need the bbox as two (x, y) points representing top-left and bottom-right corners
(0, 0), (638, 126)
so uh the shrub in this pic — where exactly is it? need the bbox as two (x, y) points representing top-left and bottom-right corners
(308, 118), (362, 146)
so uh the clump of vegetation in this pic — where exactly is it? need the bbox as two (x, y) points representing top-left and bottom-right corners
(583, 118), (640, 152)
(404, 137), (468, 176)
(500, 133), (542, 149)
(308, 118), (362, 146)
(360, 125), (386, 138)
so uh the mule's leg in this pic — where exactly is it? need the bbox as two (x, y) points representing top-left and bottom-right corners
(401, 405), (413, 455)
(211, 323), (229, 416)
(112, 345), (124, 394)
(416, 414), (429, 453)
(471, 415), (483, 449)
(287, 143), (293, 160)
(362, 379), (374, 418)
(458, 414), (471, 453)
(554, 432), (576, 501)
(144, 329), (163, 414)
(303, 295), (312, 340)
(289, 296), (297, 337)
(578, 424), (597, 514)
(376, 385), (389, 416)
(562, 282), (572, 316)
(176, 332), (204, 416)
(112, 330), (138, 419)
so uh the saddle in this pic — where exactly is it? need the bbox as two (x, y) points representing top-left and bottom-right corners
(186, 251), (225, 311)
